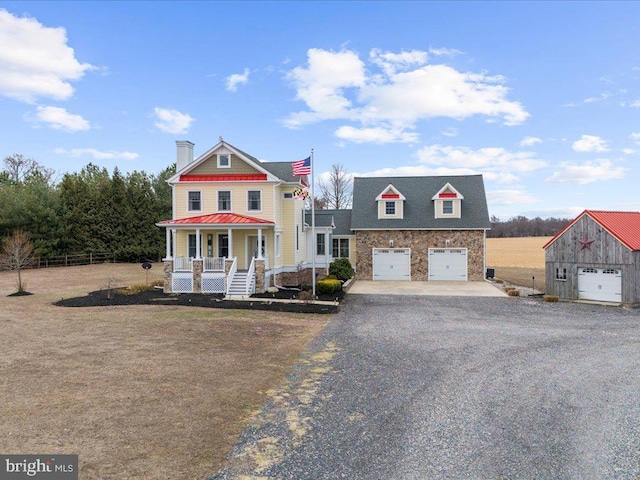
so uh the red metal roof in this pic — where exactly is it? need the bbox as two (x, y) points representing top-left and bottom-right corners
(543, 210), (640, 251)
(439, 192), (458, 198)
(179, 174), (267, 182)
(381, 193), (400, 199)
(157, 213), (274, 226)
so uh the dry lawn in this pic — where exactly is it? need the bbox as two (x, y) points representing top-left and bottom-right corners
(486, 236), (551, 292)
(0, 263), (328, 479)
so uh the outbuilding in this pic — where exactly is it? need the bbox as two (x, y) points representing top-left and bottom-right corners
(544, 210), (640, 306)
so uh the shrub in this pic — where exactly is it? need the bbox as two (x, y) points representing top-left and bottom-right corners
(494, 278), (504, 284)
(329, 258), (354, 282)
(543, 295), (559, 302)
(298, 290), (315, 303)
(119, 283), (156, 295)
(507, 289), (520, 296)
(316, 278), (342, 295)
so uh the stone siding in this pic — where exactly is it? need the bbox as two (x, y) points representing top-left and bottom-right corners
(255, 260), (265, 294)
(163, 260), (173, 293)
(355, 230), (485, 281)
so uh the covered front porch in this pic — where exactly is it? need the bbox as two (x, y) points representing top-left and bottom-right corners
(156, 213), (275, 295)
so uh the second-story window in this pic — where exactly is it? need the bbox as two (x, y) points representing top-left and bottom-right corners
(218, 191), (231, 211)
(443, 200), (453, 215)
(247, 190), (261, 211)
(188, 191), (201, 211)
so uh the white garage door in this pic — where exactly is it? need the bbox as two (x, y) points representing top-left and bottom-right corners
(372, 248), (411, 281)
(578, 267), (622, 302)
(429, 248), (468, 281)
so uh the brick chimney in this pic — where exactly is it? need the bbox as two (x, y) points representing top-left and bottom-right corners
(176, 140), (194, 172)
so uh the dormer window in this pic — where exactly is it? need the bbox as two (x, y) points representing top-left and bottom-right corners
(217, 154), (230, 168)
(376, 184), (406, 219)
(432, 183), (463, 219)
(385, 201), (396, 215)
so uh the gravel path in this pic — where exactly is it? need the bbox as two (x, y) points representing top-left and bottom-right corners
(211, 295), (640, 479)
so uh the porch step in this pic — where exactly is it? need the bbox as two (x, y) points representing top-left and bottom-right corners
(227, 272), (255, 296)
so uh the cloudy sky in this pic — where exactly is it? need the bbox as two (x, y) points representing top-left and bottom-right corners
(1, 1), (639, 219)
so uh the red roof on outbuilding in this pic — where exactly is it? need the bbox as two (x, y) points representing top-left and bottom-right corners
(179, 174), (267, 182)
(157, 213), (274, 226)
(543, 210), (640, 251)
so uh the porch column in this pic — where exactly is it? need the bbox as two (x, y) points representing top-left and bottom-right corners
(171, 229), (177, 258)
(257, 228), (263, 259)
(195, 228), (201, 259)
(165, 228), (171, 259)
(228, 228), (233, 258)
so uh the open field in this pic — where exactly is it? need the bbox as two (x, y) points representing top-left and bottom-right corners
(486, 236), (551, 292)
(0, 263), (327, 479)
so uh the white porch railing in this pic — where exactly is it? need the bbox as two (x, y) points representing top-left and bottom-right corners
(246, 257), (256, 296)
(225, 257), (238, 296)
(204, 256), (225, 272)
(173, 256), (192, 272)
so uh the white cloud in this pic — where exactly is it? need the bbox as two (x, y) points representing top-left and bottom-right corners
(415, 144), (546, 183)
(153, 107), (195, 134)
(487, 189), (539, 206)
(428, 46), (464, 57)
(631, 132), (640, 145)
(441, 127), (458, 137)
(54, 147), (139, 160)
(226, 68), (250, 92)
(546, 159), (626, 184)
(0, 9), (95, 103)
(334, 126), (419, 144)
(26, 105), (90, 131)
(519, 136), (542, 147)
(284, 47), (529, 143)
(356, 164), (483, 178)
(572, 134), (608, 153)
(623, 148), (636, 155)
(630, 100), (640, 108)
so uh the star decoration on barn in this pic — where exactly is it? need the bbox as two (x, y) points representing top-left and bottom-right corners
(577, 233), (595, 251)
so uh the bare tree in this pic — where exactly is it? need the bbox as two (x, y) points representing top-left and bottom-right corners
(318, 163), (352, 209)
(0, 230), (34, 293)
(2, 154), (54, 184)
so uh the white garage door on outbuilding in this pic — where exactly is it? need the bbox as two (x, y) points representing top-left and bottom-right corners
(578, 267), (622, 302)
(429, 248), (468, 281)
(372, 248), (411, 281)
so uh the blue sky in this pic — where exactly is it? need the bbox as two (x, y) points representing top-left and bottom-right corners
(1, 1), (639, 220)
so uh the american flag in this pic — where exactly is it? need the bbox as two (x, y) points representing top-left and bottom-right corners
(292, 157), (311, 176)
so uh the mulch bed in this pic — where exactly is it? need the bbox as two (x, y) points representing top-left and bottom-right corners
(54, 288), (341, 314)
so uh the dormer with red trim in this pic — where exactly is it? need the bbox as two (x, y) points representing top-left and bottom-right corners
(375, 184), (406, 219)
(432, 183), (464, 219)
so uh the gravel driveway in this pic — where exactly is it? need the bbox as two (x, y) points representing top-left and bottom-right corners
(211, 295), (640, 480)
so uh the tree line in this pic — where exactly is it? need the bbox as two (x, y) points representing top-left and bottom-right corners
(0, 154), (175, 262)
(487, 215), (571, 238)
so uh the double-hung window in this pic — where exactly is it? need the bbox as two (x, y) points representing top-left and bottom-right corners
(188, 191), (201, 211)
(442, 200), (454, 215)
(385, 201), (396, 215)
(317, 233), (325, 255)
(218, 191), (231, 211)
(332, 238), (350, 258)
(247, 190), (261, 211)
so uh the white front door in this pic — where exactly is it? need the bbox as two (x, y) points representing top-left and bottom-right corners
(372, 248), (411, 281)
(578, 267), (622, 302)
(428, 248), (468, 281)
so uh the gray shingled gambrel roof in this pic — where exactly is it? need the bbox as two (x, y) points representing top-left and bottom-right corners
(351, 175), (491, 230)
(304, 209), (353, 235)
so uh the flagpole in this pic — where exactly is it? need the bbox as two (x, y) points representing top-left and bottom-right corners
(311, 148), (316, 298)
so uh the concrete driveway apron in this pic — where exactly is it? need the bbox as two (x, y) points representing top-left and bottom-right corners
(348, 280), (507, 296)
(211, 294), (640, 480)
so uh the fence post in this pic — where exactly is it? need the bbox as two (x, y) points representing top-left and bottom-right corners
(90, 252), (93, 264)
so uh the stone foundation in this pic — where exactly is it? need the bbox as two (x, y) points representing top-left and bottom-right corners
(355, 230), (485, 281)
(163, 260), (173, 293)
(255, 260), (265, 294)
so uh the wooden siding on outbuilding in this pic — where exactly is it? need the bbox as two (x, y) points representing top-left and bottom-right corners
(544, 213), (640, 304)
